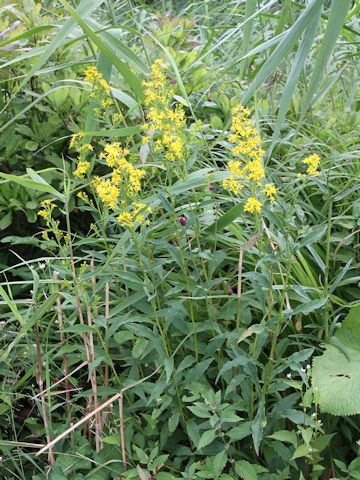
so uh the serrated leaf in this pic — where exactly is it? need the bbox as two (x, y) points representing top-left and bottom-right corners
(197, 429), (216, 450)
(168, 410), (180, 433)
(213, 450), (227, 475)
(235, 460), (258, 480)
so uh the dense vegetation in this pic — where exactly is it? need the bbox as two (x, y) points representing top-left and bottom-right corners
(0, 1), (359, 479)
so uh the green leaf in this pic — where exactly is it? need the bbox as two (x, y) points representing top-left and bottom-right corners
(0, 211), (12, 230)
(235, 460), (258, 480)
(286, 296), (329, 318)
(291, 443), (312, 460)
(0, 171), (65, 202)
(312, 343), (360, 416)
(168, 410), (180, 433)
(267, 430), (298, 447)
(102, 435), (120, 445)
(213, 451), (227, 476)
(132, 337), (149, 359)
(227, 422), (252, 441)
(197, 429), (216, 450)
(271, 3), (322, 145)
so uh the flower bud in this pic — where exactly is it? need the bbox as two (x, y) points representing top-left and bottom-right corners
(178, 215), (187, 226)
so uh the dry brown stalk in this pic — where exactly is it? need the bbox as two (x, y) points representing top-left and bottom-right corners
(36, 367), (160, 457)
(87, 307), (102, 452)
(53, 272), (71, 419)
(118, 394), (127, 470)
(32, 361), (87, 400)
(35, 324), (55, 465)
(101, 282), (110, 430)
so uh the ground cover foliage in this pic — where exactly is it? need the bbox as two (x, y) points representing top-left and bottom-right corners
(0, 0), (359, 478)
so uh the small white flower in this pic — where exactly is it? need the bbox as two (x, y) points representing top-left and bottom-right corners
(286, 373), (292, 379)
(301, 368), (306, 373)
(306, 364), (311, 370)
(311, 412), (317, 417)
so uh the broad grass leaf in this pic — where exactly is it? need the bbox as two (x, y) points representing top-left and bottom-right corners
(60, 0), (144, 100)
(299, 0), (352, 122)
(206, 203), (244, 233)
(0, 171), (65, 202)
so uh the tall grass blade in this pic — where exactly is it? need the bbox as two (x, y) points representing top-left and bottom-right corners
(271, 3), (322, 147)
(299, 0), (352, 122)
(242, 0), (324, 105)
(60, 0), (144, 100)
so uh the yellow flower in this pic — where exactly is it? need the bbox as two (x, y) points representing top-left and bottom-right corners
(69, 132), (84, 149)
(77, 143), (93, 153)
(77, 191), (89, 203)
(262, 183), (277, 202)
(242, 159), (265, 182)
(229, 105), (263, 162)
(93, 178), (119, 210)
(244, 196), (262, 214)
(73, 161), (90, 178)
(223, 176), (244, 195)
(142, 60), (186, 163)
(38, 200), (56, 222)
(303, 153), (320, 176)
(84, 66), (110, 93)
(117, 211), (134, 227)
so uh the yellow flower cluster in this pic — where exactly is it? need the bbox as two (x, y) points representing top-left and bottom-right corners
(117, 203), (151, 227)
(230, 105), (265, 161)
(38, 199), (56, 221)
(84, 66), (112, 108)
(70, 132), (84, 149)
(73, 160), (90, 178)
(72, 140), (149, 229)
(222, 105), (277, 214)
(303, 153), (320, 176)
(92, 177), (120, 210)
(142, 60), (186, 163)
(244, 196), (262, 214)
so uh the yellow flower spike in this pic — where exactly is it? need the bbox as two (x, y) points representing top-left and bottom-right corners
(93, 177), (120, 210)
(303, 153), (320, 176)
(244, 196), (262, 214)
(69, 132), (84, 149)
(73, 160), (90, 178)
(77, 191), (90, 203)
(117, 211), (134, 228)
(222, 176), (244, 195)
(77, 144), (93, 153)
(262, 183), (277, 202)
